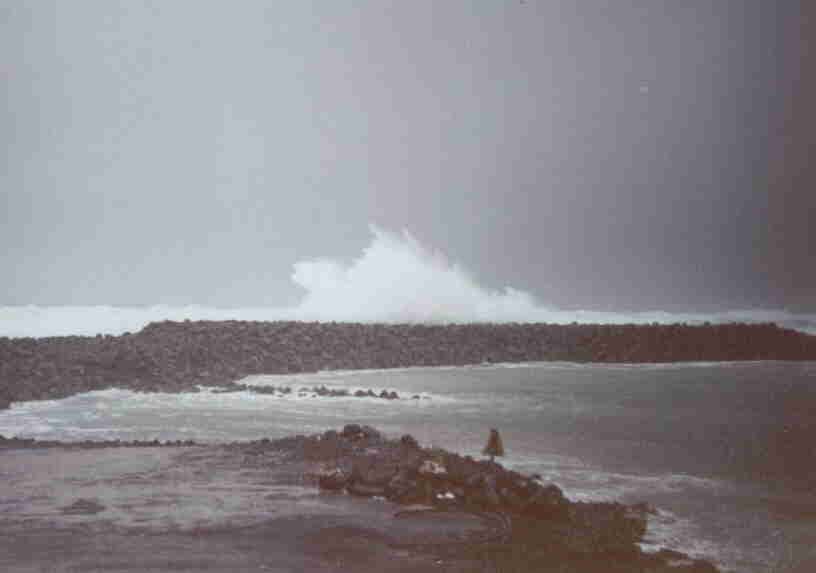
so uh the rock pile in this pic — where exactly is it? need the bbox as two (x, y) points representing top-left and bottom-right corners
(212, 383), (404, 400)
(309, 425), (578, 519)
(0, 434), (198, 449)
(313, 425), (569, 520)
(254, 425), (719, 572)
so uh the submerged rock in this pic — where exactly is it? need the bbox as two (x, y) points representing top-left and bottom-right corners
(347, 482), (386, 498)
(61, 498), (106, 515)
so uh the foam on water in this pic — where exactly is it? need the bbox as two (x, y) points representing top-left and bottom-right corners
(0, 382), (457, 443)
(640, 509), (738, 570)
(507, 454), (727, 503)
(504, 454), (739, 571)
(242, 372), (458, 403)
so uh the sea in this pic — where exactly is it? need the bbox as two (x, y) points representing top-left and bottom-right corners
(1, 360), (815, 572)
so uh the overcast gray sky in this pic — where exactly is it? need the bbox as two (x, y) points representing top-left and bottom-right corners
(2, 1), (813, 312)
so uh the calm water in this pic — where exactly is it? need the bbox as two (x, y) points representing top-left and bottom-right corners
(2, 361), (815, 572)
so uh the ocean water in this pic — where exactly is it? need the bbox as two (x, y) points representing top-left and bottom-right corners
(2, 361), (815, 572)
(2, 304), (815, 338)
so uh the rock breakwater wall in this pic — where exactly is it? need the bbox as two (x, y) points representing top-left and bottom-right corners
(2, 320), (815, 409)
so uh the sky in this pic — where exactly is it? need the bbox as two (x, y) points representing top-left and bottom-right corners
(2, 1), (813, 314)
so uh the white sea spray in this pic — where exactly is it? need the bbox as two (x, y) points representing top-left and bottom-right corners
(2, 228), (814, 337)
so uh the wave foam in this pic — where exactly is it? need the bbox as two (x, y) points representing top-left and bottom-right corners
(639, 509), (738, 572)
(2, 227), (814, 337)
(290, 227), (540, 323)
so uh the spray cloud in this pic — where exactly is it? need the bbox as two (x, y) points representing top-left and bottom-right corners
(1, 226), (814, 337)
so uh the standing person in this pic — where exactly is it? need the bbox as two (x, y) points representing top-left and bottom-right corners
(482, 428), (505, 462)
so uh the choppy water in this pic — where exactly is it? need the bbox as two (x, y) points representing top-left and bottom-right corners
(2, 361), (816, 572)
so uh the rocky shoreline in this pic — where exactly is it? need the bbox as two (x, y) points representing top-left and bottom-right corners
(303, 425), (721, 571)
(2, 319), (815, 410)
(0, 425), (720, 572)
(0, 433), (199, 450)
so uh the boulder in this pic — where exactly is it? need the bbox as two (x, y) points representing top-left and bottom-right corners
(385, 471), (420, 502)
(360, 461), (398, 486)
(359, 425), (381, 440)
(499, 487), (525, 511)
(565, 502), (647, 554)
(441, 453), (482, 486)
(400, 434), (419, 449)
(481, 475), (501, 506)
(318, 467), (349, 491)
(346, 482), (386, 498)
(418, 459), (447, 476)
(465, 471), (485, 488)
(250, 385), (277, 395)
(341, 424), (362, 438)
(61, 498), (106, 515)
(523, 483), (569, 519)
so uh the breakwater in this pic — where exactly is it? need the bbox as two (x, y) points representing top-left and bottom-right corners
(2, 320), (815, 409)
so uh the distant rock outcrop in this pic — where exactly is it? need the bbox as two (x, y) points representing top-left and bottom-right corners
(61, 498), (106, 515)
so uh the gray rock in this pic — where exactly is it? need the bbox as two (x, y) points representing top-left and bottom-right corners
(359, 425), (381, 440)
(341, 424), (362, 438)
(385, 471), (417, 500)
(482, 477), (501, 506)
(318, 468), (349, 491)
(346, 482), (386, 497)
(361, 461), (398, 486)
(523, 484), (570, 519)
(61, 498), (106, 515)
(400, 434), (419, 449)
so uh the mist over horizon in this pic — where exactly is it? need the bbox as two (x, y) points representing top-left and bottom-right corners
(2, 2), (814, 323)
